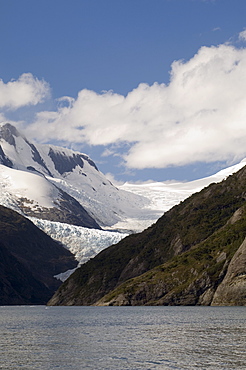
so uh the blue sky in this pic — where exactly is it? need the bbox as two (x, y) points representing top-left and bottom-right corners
(1, 0), (246, 183)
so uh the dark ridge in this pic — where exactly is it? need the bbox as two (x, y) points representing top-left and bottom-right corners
(48, 147), (99, 175)
(26, 140), (53, 177)
(48, 148), (85, 175)
(0, 123), (19, 146)
(0, 242), (52, 305)
(57, 187), (102, 229)
(0, 205), (77, 305)
(0, 145), (13, 168)
(81, 154), (99, 171)
(26, 166), (44, 175)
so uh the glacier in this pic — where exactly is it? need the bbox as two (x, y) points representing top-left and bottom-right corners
(29, 217), (128, 280)
(30, 217), (128, 265)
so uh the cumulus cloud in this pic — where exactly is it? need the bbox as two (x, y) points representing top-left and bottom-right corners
(27, 42), (246, 169)
(0, 73), (50, 110)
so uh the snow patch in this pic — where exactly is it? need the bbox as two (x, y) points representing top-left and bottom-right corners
(0, 165), (58, 209)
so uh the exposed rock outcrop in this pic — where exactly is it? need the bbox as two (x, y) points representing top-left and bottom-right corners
(211, 237), (246, 306)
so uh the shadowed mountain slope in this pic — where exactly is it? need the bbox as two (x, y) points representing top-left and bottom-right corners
(0, 205), (77, 305)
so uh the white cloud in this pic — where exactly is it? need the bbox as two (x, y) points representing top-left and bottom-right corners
(26, 42), (246, 170)
(0, 73), (50, 110)
(212, 27), (221, 32)
(101, 148), (117, 157)
(239, 29), (246, 41)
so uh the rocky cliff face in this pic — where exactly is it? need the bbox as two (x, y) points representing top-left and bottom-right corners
(48, 164), (246, 306)
(211, 237), (246, 306)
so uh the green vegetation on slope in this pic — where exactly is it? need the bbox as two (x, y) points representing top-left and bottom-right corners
(98, 206), (246, 306)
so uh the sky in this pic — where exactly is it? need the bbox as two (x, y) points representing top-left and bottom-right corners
(1, 0), (246, 183)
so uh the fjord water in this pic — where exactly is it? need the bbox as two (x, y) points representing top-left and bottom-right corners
(1, 306), (245, 369)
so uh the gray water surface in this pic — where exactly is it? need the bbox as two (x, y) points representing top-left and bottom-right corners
(0, 306), (245, 369)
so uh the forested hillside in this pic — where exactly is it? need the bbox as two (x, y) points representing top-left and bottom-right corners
(48, 165), (246, 306)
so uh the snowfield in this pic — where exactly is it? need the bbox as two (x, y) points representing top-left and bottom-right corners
(117, 158), (246, 231)
(0, 164), (59, 211)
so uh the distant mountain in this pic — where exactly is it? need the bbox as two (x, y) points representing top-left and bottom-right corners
(0, 123), (148, 230)
(47, 164), (246, 306)
(0, 205), (77, 305)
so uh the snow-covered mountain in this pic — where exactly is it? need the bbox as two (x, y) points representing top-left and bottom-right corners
(0, 123), (148, 230)
(0, 164), (102, 229)
(0, 123), (149, 271)
(2, 123), (244, 233)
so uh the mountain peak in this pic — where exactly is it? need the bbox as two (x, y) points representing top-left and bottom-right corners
(0, 123), (21, 146)
(0, 123), (147, 230)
